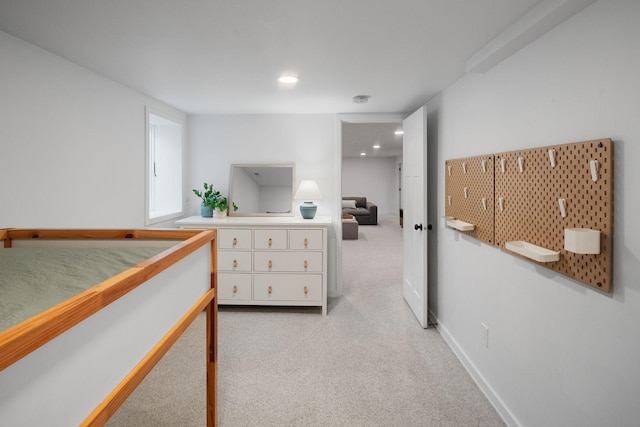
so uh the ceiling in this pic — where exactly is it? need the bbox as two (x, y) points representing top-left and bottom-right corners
(342, 123), (404, 158)
(0, 0), (545, 117)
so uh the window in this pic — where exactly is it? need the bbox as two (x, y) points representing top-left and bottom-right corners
(145, 107), (184, 225)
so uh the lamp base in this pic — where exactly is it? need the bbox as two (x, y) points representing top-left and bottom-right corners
(299, 202), (317, 219)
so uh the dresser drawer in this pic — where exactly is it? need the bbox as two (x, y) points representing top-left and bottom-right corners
(289, 229), (324, 250)
(253, 274), (322, 302)
(253, 229), (287, 250)
(254, 251), (323, 272)
(219, 229), (252, 250)
(218, 273), (252, 300)
(218, 251), (252, 272)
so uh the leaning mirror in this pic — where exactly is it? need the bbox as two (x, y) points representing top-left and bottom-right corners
(229, 163), (295, 216)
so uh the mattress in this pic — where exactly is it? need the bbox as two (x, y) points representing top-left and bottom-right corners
(0, 247), (166, 331)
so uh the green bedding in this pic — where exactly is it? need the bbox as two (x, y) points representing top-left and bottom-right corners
(0, 247), (166, 331)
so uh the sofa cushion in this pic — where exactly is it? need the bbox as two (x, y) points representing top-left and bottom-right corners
(342, 196), (367, 208)
(342, 207), (369, 217)
(342, 199), (357, 209)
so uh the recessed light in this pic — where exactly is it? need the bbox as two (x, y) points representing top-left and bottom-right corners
(278, 75), (298, 84)
(360, 152), (366, 156)
(373, 144), (381, 149)
(394, 130), (404, 135)
(353, 95), (370, 104)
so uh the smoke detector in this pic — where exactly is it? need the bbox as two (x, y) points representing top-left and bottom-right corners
(353, 95), (370, 104)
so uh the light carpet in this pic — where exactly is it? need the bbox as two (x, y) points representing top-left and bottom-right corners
(108, 216), (505, 426)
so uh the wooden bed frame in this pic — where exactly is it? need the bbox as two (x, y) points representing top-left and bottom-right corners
(0, 228), (218, 426)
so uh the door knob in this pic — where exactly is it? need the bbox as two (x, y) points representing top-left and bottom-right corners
(414, 224), (423, 231)
(427, 224), (433, 231)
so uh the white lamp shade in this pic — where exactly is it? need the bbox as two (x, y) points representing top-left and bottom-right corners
(294, 180), (322, 201)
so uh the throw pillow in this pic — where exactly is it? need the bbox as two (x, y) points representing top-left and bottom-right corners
(342, 199), (357, 209)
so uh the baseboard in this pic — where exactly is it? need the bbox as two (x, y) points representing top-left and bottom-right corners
(428, 309), (521, 427)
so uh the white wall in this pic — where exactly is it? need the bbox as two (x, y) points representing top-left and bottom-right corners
(187, 114), (341, 296)
(0, 31), (342, 296)
(341, 156), (399, 217)
(428, 1), (640, 426)
(0, 31), (186, 228)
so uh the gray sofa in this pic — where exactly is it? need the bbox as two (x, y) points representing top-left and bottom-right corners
(342, 196), (378, 225)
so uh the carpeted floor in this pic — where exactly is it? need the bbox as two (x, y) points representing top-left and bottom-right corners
(108, 216), (505, 426)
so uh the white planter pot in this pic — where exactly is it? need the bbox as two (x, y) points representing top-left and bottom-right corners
(213, 208), (227, 218)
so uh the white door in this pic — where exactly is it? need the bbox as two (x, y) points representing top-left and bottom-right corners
(402, 106), (428, 328)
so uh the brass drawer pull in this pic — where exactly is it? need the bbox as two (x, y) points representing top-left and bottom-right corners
(304, 286), (308, 295)
(233, 259), (238, 268)
(304, 238), (308, 248)
(268, 260), (273, 269)
(232, 285), (238, 294)
(268, 238), (273, 247)
(232, 237), (237, 246)
(304, 260), (308, 269)
(268, 286), (272, 294)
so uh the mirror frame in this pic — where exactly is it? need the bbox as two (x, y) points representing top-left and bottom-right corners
(228, 163), (296, 217)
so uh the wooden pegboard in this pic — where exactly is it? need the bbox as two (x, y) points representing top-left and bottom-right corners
(494, 138), (613, 292)
(445, 155), (495, 245)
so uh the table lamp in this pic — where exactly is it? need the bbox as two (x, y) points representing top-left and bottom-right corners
(294, 180), (322, 219)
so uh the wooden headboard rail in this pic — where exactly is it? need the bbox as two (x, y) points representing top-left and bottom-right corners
(2, 228), (205, 247)
(0, 228), (216, 370)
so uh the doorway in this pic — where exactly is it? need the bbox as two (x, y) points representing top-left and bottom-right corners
(337, 114), (404, 298)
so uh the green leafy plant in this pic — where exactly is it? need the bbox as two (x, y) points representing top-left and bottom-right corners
(214, 196), (238, 213)
(192, 182), (238, 212)
(192, 182), (216, 208)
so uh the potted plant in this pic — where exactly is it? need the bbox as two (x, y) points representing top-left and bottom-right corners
(212, 195), (238, 218)
(193, 182), (216, 217)
(193, 182), (238, 218)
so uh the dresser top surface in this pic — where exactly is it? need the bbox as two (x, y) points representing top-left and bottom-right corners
(176, 215), (331, 228)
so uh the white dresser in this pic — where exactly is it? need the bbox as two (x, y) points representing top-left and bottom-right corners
(176, 216), (330, 315)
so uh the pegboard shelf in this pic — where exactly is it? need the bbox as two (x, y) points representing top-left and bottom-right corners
(564, 228), (601, 254)
(446, 219), (475, 231)
(505, 241), (560, 263)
